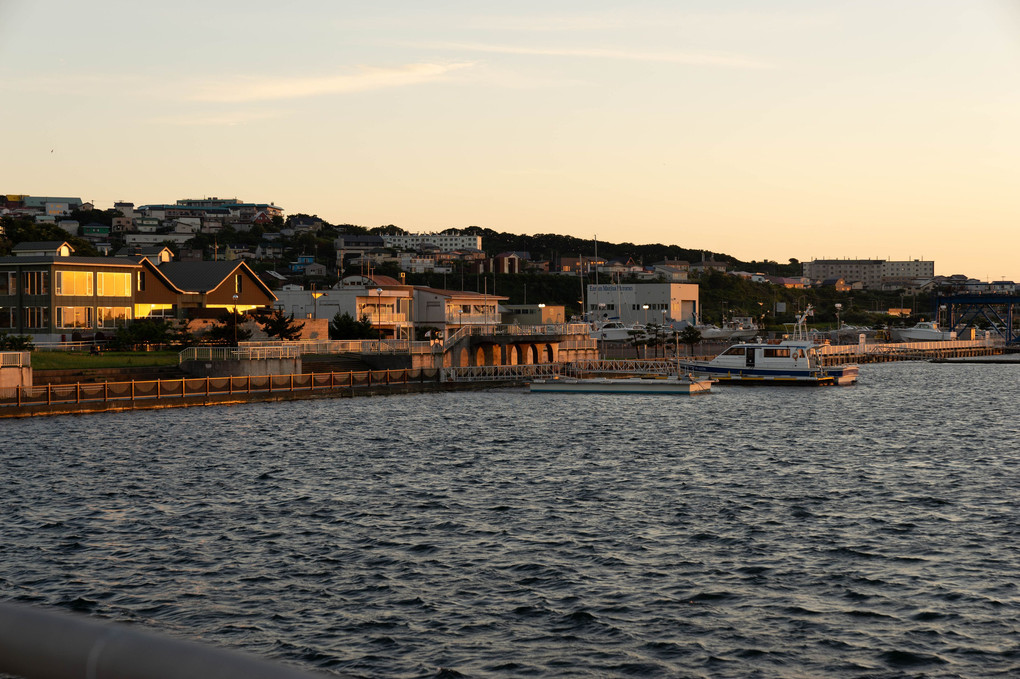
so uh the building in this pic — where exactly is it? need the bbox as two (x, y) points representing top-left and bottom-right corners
(586, 283), (699, 326)
(272, 275), (415, 340)
(380, 231), (482, 251)
(803, 258), (935, 290)
(0, 241), (275, 342)
(502, 304), (566, 326)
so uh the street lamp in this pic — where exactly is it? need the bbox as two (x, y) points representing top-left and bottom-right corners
(312, 291), (327, 318)
(835, 303), (843, 334)
(642, 304), (649, 325)
(231, 294), (239, 345)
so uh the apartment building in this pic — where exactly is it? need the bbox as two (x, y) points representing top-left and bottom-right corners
(803, 259), (935, 289)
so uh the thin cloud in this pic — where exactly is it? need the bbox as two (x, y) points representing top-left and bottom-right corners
(189, 62), (474, 103)
(149, 110), (286, 127)
(405, 42), (771, 69)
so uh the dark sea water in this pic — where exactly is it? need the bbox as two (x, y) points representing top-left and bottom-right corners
(2, 362), (1019, 678)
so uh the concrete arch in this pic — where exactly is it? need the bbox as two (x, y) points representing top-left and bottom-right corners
(542, 343), (555, 363)
(525, 344), (538, 365)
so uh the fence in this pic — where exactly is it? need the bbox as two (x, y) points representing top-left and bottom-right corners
(0, 368), (440, 409)
(179, 346), (303, 363)
(0, 351), (29, 367)
(441, 363), (562, 382)
(240, 339), (433, 355)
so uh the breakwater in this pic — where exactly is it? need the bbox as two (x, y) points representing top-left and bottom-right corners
(0, 369), (514, 419)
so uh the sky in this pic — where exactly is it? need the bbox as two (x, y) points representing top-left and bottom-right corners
(2, 0), (1019, 280)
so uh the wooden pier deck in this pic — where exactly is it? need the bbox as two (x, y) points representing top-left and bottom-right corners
(817, 338), (1008, 365)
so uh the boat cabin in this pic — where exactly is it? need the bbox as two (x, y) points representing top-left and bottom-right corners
(712, 341), (819, 370)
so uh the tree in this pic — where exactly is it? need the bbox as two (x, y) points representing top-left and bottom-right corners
(678, 326), (702, 356)
(0, 332), (34, 350)
(205, 310), (252, 345)
(329, 311), (380, 340)
(257, 308), (305, 340)
(107, 319), (172, 349)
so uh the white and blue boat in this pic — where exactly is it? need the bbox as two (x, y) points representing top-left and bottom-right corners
(676, 307), (859, 386)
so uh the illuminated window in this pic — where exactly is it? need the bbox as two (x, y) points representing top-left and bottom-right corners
(234, 274), (242, 294)
(764, 348), (791, 358)
(97, 272), (132, 297)
(97, 306), (132, 328)
(134, 304), (174, 319)
(55, 270), (93, 296)
(56, 306), (94, 329)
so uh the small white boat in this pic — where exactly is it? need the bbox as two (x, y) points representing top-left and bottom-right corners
(890, 321), (955, 342)
(590, 320), (648, 342)
(529, 374), (713, 395)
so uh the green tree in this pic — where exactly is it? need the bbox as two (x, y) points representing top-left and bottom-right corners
(329, 311), (379, 340)
(107, 319), (172, 350)
(256, 308), (305, 340)
(678, 326), (702, 356)
(206, 310), (252, 345)
(0, 332), (34, 350)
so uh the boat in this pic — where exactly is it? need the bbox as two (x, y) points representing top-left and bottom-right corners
(674, 306), (859, 386)
(589, 320), (648, 342)
(890, 321), (955, 342)
(529, 374), (713, 394)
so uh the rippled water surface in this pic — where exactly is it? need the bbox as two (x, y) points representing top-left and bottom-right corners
(2, 362), (1019, 677)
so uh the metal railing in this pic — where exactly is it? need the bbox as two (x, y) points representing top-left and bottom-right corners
(179, 346), (303, 363)
(441, 363), (562, 382)
(0, 351), (30, 367)
(566, 358), (681, 374)
(240, 339), (434, 355)
(817, 337), (1001, 357)
(0, 602), (326, 679)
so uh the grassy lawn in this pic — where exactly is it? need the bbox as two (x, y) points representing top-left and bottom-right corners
(31, 351), (180, 370)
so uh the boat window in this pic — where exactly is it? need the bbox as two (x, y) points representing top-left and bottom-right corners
(797, 349), (806, 359)
(720, 347), (746, 356)
(764, 348), (791, 358)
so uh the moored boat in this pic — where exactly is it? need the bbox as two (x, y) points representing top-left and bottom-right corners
(675, 306), (858, 386)
(890, 321), (955, 342)
(528, 374), (714, 394)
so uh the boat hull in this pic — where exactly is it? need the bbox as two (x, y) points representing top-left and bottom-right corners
(675, 361), (859, 386)
(529, 377), (713, 394)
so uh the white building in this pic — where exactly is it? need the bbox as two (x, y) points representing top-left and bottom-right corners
(586, 283), (699, 326)
(381, 231), (482, 251)
(803, 258), (935, 289)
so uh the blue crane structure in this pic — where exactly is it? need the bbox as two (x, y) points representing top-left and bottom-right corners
(933, 293), (1019, 345)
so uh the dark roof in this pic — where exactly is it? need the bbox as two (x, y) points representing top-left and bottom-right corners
(158, 261), (246, 292)
(116, 245), (172, 257)
(414, 286), (509, 299)
(12, 241), (72, 251)
(0, 255), (137, 267)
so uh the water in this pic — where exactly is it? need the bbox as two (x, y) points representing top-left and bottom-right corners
(1, 362), (1018, 678)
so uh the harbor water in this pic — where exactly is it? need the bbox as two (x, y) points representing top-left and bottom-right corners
(1, 362), (1018, 678)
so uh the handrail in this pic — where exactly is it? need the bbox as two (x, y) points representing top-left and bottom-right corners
(0, 602), (327, 679)
(179, 346), (303, 363)
(0, 351), (30, 367)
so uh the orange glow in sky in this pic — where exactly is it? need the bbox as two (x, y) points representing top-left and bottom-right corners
(2, 1), (1019, 280)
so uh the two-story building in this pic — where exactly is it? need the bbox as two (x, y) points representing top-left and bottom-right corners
(0, 241), (276, 342)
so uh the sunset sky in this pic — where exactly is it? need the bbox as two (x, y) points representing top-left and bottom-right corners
(2, 1), (1019, 280)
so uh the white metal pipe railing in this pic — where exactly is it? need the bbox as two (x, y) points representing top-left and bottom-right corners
(178, 346), (303, 363)
(0, 351), (30, 367)
(0, 602), (329, 679)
